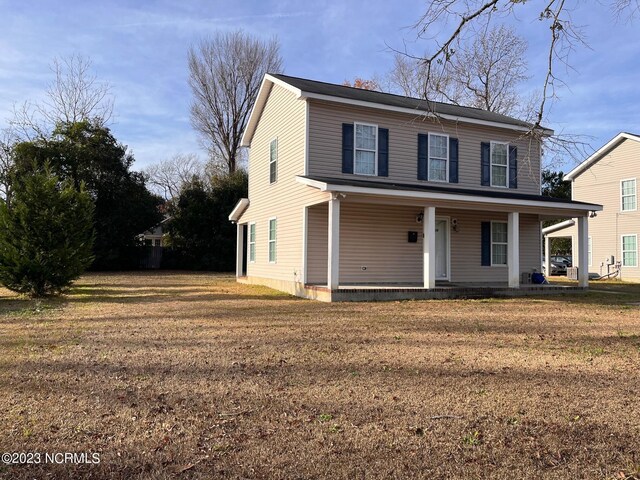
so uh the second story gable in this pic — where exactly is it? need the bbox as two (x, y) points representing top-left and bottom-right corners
(242, 74), (552, 198)
(565, 132), (640, 214)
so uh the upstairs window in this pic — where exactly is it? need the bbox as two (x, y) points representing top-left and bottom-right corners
(354, 123), (377, 175)
(268, 218), (277, 263)
(491, 222), (508, 266)
(269, 139), (278, 183)
(428, 133), (448, 182)
(491, 142), (509, 187)
(621, 178), (636, 211)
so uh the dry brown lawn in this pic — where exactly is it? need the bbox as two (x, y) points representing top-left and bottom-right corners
(1, 272), (640, 479)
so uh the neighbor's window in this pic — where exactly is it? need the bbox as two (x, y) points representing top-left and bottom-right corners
(491, 142), (509, 187)
(354, 123), (377, 175)
(154, 239), (161, 247)
(269, 138), (278, 183)
(249, 223), (256, 263)
(268, 218), (277, 263)
(428, 133), (448, 182)
(588, 236), (592, 267)
(491, 222), (508, 266)
(622, 234), (637, 267)
(621, 178), (636, 211)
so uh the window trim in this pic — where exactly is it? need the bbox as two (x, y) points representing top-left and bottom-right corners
(248, 222), (256, 263)
(490, 221), (508, 267)
(588, 236), (592, 267)
(427, 132), (449, 183)
(268, 217), (277, 264)
(490, 141), (510, 188)
(353, 122), (378, 176)
(620, 177), (637, 212)
(621, 234), (638, 267)
(269, 138), (278, 184)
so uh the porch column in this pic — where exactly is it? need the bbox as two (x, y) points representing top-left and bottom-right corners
(577, 215), (589, 287)
(235, 223), (243, 278)
(328, 196), (340, 289)
(423, 206), (436, 289)
(544, 233), (551, 280)
(508, 212), (520, 288)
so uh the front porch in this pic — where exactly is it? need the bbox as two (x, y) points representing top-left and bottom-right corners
(297, 176), (602, 301)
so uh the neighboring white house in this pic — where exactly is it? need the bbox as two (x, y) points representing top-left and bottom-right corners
(138, 217), (170, 247)
(544, 132), (640, 282)
(230, 74), (602, 301)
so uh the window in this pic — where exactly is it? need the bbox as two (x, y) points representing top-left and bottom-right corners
(428, 133), (448, 182)
(154, 239), (161, 247)
(622, 235), (637, 267)
(249, 223), (256, 263)
(490, 142), (509, 187)
(269, 139), (278, 183)
(354, 123), (377, 175)
(621, 178), (636, 211)
(588, 236), (592, 267)
(491, 222), (508, 266)
(268, 218), (277, 263)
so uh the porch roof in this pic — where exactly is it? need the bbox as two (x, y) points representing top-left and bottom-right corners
(297, 175), (602, 214)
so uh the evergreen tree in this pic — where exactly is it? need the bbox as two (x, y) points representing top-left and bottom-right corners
(0, 167), (94, 296)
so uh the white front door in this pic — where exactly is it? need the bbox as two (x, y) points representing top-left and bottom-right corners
(435, 219), (449, 280)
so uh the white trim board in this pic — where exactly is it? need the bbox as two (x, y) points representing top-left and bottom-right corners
(229, 198), (250, 222)
(296, 177), (602, 213)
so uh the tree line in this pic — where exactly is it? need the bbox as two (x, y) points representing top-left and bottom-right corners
(0, 32), (281, 297)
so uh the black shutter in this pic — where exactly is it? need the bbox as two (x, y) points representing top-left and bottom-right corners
(481, 222), (491, 266)
(378, 128), (389, 177)
(417, 134), (428, 180)
(449, 137), (459, 183)
(342, 123), (354, 174)
(509, 145), (518, 188)
(481, 142), (490, 186)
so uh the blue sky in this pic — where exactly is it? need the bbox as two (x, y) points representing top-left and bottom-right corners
(1, 0), (638, 172)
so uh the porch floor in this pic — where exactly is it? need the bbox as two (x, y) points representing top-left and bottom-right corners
(303, 282), (585, 302)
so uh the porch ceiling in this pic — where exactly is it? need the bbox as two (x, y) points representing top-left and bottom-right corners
(298, 175), (601, 218)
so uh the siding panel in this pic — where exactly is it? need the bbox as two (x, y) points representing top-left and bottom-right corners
(308, 100), (542, 195)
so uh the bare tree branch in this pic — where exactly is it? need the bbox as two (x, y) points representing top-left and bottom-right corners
(188, 30), (283, 174)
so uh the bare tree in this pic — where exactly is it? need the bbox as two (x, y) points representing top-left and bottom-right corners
(10, 54), (114, 140)
(188, 30), (283, 174)
(403, 0), (639, 164)
(389, 25), (528, 116)
(143, 153), (204, 200)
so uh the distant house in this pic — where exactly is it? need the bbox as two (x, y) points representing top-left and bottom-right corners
(544, 133), (639, 281)
(229, 74), (601, 301)
(138, 217), (170, 247)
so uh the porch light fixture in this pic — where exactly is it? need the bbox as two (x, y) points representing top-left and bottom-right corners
(451, 218), (459, 232)
(416, 212), (424, 223)
(589, 211), (597, 218)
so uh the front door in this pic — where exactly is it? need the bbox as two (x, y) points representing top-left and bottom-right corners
(435, 219), (449, 280)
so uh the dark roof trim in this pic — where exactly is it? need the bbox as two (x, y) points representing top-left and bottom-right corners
(271, 73), (552, 134)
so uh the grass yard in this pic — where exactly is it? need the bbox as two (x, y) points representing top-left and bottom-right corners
(1, 272), (640, 479)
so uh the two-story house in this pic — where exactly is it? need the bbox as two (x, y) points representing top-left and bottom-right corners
(229, 74), (601, 301)
(544, 132), (639, 282)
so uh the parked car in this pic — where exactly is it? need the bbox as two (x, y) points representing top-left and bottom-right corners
(543, 258), (568, 275)
(551, 255), (572, 267)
